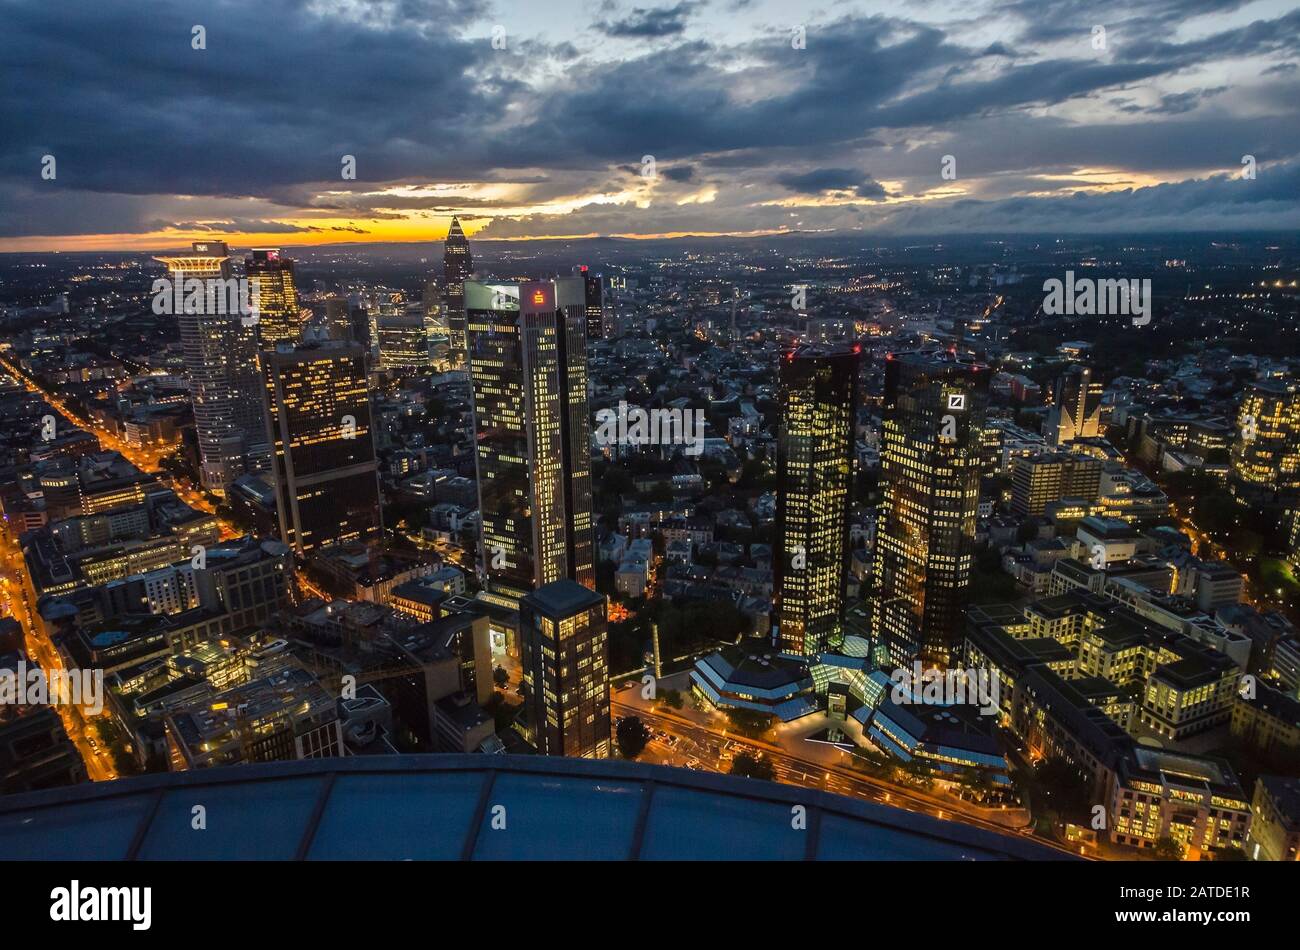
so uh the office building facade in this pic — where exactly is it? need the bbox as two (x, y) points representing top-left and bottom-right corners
(443, 216), (473, 368)
(774, 345), (859, 655)
(153, 241), (269, 496)
(465, 278), (595, 604)
(244, 248), (301, 348)
(261, 341), (382, 555)
(872, 351), (990, 666)
(518, 580), (610, 758)
(1045, 364), (1103, 446)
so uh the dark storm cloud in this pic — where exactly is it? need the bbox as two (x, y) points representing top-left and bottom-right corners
(0, 0), (1298, 241)
(597, 2), (703, 38)
(775, 169), (888, 200)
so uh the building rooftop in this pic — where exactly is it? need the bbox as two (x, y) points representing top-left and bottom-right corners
(0, 754), (1069, 861)
(523, 579), (605, 617)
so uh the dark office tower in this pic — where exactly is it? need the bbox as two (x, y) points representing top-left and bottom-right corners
(443, 216), (473, 367)
(465, 278), (595, 606)
(348, 305), (371, 351)
(1046, 364), (1103, 446)
(154, 241), (269, 496)
(245, 249), (301, 348)
(773, 345), (859, 656)
(872, 351), (990, 667)
(519, 580), (610, 758)
(325, 299), (352, 342)
(261, 340), (382, 555)
(428, 275), (449, 330)
(581, 267), (604, 341)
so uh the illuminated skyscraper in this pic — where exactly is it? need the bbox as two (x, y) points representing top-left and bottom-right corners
(375, 303), (432, 371)
(1045, 364), (1103, 446)
(1232, 379), (1300, 505)
(261, 340), (382, 555)
(244, 248), (300, 348)
(582, 267), (604, 341)
(872, 351), (990, 666)
(443, 216), (473, 367)
(153, 241), (269, 497)
(519, 579), (610, 758)
(774, 345), (859, 655)
(465, 278), (595, 606)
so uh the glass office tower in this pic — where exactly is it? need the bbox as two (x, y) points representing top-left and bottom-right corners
(465, 278), (595, 606)
(443, 216), (473, 368)
(261, 340), (382, 555)
(774, 344), (860, 655)
(244, 248), (301, 348)
(872, 350), (990, 666)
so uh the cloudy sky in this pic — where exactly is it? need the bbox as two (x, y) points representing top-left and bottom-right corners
(1, 0), (1298, 251)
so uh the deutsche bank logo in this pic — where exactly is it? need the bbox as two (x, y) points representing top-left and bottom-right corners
(947, 393), (966, 411)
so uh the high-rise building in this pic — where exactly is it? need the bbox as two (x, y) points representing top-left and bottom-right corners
(443, 216), (473, 367)
(773, 345), (859, 655)
(324, 298), (352, 342)
(872, 351), (990, 666)
(153, 241), (269, 496)
(1233, 379), (1300, 505)
(1045, 364), (1103, 446)
(244, 248), (300, 348)
(465, 278), (595, 605)
(581, 267), (604, 341)
(375, 303), (432, 371)
(261, 341), (382, 555)
(518, 580), (610, 758)
(1011, 451), (1103, 517)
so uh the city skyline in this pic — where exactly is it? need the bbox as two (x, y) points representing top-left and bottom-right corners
(1, 0), (1299, 882)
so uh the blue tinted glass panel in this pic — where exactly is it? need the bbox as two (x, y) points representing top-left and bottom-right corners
(471, 774), (642, 861)
(815, 812), (997, 860)
(136, 778), (322, 860)
(640, 786), (806, 860)
(0, 794), (153, 859)
(308, 772), (485, 860)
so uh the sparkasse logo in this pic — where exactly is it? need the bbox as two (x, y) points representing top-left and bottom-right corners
(49, 880), (151, 931)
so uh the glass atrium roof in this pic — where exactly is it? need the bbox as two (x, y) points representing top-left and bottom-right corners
(0, 754), (1070, 861)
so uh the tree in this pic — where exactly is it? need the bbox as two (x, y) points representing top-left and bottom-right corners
(730, 752), (774, 781)
(1153, 836), (1185, 861)
(616, 716), (651, 759)
(492, 666), (508, 688)
(1034, 756), (1092, 826)
(661, 688), (684, 710)
(725, 707), (773, 739)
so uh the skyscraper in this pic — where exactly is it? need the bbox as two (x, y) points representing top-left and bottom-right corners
(153, 241), (269, 497)
(465, 278), (595, 605)
(324, 298), (352, 342)
(1045, 364), (1103, 446)
(518, 579), (610, 758)
(261, 340), (382, 555)
(443, 216), (473, 367)
(244, 248), (300, 348)
(774, 344), (859, 655)
(375, 303), (433, 371)
(582, 267), (604, 341)
(872, 351), (990, 666)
